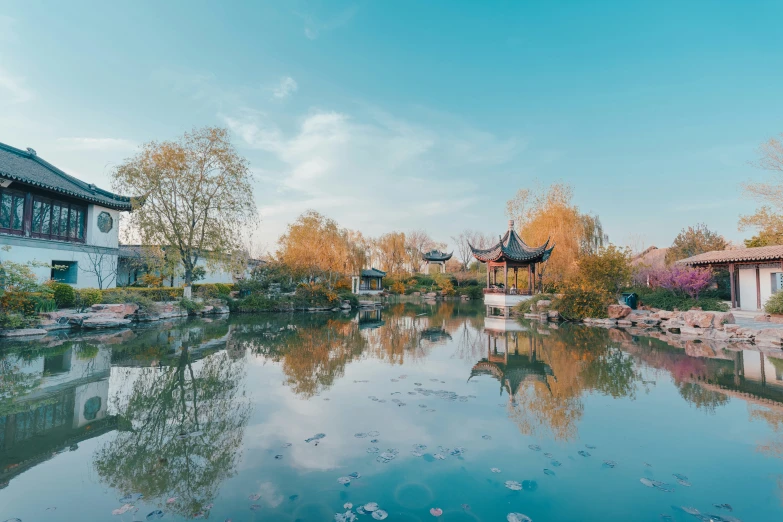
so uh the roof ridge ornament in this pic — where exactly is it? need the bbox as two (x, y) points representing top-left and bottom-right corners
(26, 147), (37, 156)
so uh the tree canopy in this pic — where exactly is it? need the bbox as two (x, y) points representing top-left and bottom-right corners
(741, 134), (783, 247)
(665, 223), (727, 264)
(113, 127), (257, 286)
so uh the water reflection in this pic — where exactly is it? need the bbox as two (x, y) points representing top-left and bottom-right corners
(2, 303), (783, 520)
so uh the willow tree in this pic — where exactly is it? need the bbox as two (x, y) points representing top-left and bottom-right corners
(506, 182), (606, 287)
(113, 127), (257, 292)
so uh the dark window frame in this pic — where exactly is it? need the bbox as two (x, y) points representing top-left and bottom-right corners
(31, 195), (86, 243)
(0, 188), (27, 236)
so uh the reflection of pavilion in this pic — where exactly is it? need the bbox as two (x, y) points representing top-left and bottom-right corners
(420, 327), (452, 343)
(358, 308), (385, 330)
(0, 344), (115, 487)
(470, 332), (554, 397)
(709, 350), (783, 407)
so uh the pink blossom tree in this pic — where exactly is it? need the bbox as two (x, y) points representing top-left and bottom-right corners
(648, 265), (713, 299)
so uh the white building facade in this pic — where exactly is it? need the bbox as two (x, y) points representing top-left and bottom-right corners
(0, 142), (133, 289)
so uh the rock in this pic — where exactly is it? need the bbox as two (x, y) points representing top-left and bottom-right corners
(769, 315), (783, 324)
(0, 328), (47, 337)
(653, 310), (675, 320)
(617, 319), (632, 327)
(424, 292), (437, 298)
(755, 314), (771, 322)
(679, 326), (704, 336)
(82, 315), (132, 329)
(607, 304), (632, 319)
(340, 301), (352, 310)
(755, 328), (783, 346)
(535, 300), (552, 311)
(712, 312), (735, 327)
(683, 310), (715, 328)
(724, 324), (742, 333)
(547, 310), (560, 321)
(90, 303), (139, 317)
(626, 312), (650, 324)
(201, 305), (214, 314)
(608, 328), (632, 342)
(685, 340), (716, 358)
(412, 291), (421, 297)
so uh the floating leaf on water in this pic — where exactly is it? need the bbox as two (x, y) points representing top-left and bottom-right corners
(337, 477), (351, 485)
(146, 511), (164, 520)
(429, 507), (443, 517)
(305, 433), (326, 443)
(413, 444), (427, 451)
(356, 507), (366, 515)
(680, 506), (700, 515)
(274, 455), (283, 460)
(412, 450), (424, 457)
(585, 444), (597, 449)
(371, 438), (379, 443)
(543, 469), (555, 476)
(644, 462), (653, 467)
(461, 504), (470, 511)
(355, 432), (368, 438)
(528, 444), (541, 451)
(507, 514), (532, 522)
(335, 511), (357, 522)
(482, 435), (492, 440)
(249, 494), (261, 501)
(578, 450), (591, 457)
(344, 503), (353, 509)
(3, 519), (22, 522)
(491, 467), (502, 473)
(348, 472), (361, 479)
(391, 379), (399, 382)
(364, 503), (379, 512)
(399, 375), (407, 379)
(372, 509), (388, 520)
(415, 382), (422, 385)
(602, 460), (618, 469)
(640, 478), (656, 488)
(543, 452), (554, 458)
(120, 494), (143, 503)
(676, 479), (691, 487)
(673, 473), (688, 481)
(713, 504), (733, 512)
(433, 453), (446, 460)
(367, 447), (380, 453)
(504, 480), (523, 491)
(450, 447), (466, 457)
(250, 505), (262, 511)
(281, 442), (292, 448)
(522, 480), (538, 491)
(112, 504), (134, 515)
(640, 478), (674, 492)
(368, 431), (380, 437)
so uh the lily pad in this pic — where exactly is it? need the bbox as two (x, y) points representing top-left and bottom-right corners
(578, 450), (591, 457)
(543, 469), (555, 476)
(504, 480), (523, 491)
(528, 444), (541, 451)
(507, 514), (532, 522)
(337, 477), (351, 485)
(602, 460), (618, 469)
(364, 503), (379, 512)
(491, 467), (502, 473)
(146, 511), (164, 520)
(430, 508), (443, 517)
(372, 509), (388, 520)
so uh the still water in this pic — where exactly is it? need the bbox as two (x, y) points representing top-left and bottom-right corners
(1, 301), (782, 521)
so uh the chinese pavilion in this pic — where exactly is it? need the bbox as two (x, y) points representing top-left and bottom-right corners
(469, 220), (554, 309)
(421, 249), (452, 274)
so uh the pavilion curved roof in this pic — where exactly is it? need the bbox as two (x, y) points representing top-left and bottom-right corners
(469, 227), (554, 264)
(422, 250), (453, 262)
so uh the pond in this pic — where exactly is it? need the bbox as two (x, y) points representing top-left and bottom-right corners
(0, 301), (781, 521)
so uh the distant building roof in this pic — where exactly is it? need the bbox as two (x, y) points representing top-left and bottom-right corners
(0, 141), (134, 210)
(678, 245), (783, 265)
(631, 246), (668, 269)
(422, 250), (453, 262)
(470, 221), (554, 264)
(361, 268), (386, 278)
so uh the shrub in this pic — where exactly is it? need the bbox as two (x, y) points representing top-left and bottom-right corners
(765, 292), (783, 315)
(51, 283), (76, 308)
(230, 294), (277, 313)
(337, 291), (358, 308)
(648, 265), (713, 299)
(460, 286), (484, 300)
(77, 288), (103, 309)
(554, 281), (613, 321)
(32, 295), (57, 313)
(0, 312), (25, 329)
(576, 245), (632, 295)
(214, 283), (232, 296)
(390, 281), (406, 294)
(102, 287), (183, 302)
(196, 283), (219, 299)
(0, 290), (37, 316)
(293, 283), (338, 307)
(178, 297), (203, 314)
(516, 293), (556, 314)
(633, 287), (729, 312)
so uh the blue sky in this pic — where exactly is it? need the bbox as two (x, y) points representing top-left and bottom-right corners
(1, 1), (781, 253)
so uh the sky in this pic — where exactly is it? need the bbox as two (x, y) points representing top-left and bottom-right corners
(1, 0), (782, 254)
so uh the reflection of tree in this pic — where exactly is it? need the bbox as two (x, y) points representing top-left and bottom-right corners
(93, 347), (249, 518)
(675, 382), (729, 413)
(0, 356), (42, 413)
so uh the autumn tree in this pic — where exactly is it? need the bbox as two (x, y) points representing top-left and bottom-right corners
(740, 133), (783, 247)
(575, 244), (632, 296)
(405, 229), (437, 273)
(277, 210), (353, 288)
(506, 182), (606, 287)
(665, 223), (727, 264)
(376, 231), (408, 274)
(452, 229), (494, 270)
(113, 127), (257, 291)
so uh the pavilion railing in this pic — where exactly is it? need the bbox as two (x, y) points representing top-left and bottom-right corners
(482, 288), (533, 296)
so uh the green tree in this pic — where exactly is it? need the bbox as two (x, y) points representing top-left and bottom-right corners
(113, 127), (257, 289)
(665, 223), (727, 264)
(576, 244), (632, 295)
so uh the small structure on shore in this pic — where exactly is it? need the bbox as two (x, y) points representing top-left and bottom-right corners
(678, 245), (783, 311)
(421, 250), (452, 274)
(352, 268), (386, 295)
(470, 220), (554, 313)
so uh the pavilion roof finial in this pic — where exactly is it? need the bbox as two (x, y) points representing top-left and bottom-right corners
(508, 219), (514, 231)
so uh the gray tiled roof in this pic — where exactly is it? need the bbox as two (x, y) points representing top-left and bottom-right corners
(469, 228), (554, 264)
(422, 250), (453, 262)
(677, 245), (783, 265)
(0, 141), (133, 210)
(361, 268), (386, 278)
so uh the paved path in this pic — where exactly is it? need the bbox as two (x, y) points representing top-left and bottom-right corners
(732, 309), (783, 331)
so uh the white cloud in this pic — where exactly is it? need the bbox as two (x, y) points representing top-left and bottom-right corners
(272, 76), (298, 99)
(55, 137), (137, 151)
(221, 106), (521, 246)
(297, 5), (358, 40)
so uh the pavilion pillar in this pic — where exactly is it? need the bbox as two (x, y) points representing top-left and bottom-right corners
(756, 265), (762, 310)
(486, 265), (490, 288)
(729, 263), (736, 308)
(527, 264), (532, 294)
(514, 267), (518, 289)
(504, 263), (508, 291)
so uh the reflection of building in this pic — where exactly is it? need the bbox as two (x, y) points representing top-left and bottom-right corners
(420, 327), (452, 343)
(708, 350), (783, 406)
(358, 308), (385, 330)
(470, 220), (554, 312)
(421, 250), (452, 274)
(470, 332), (554, 397)
(352, 268), (386, 295)
(0, 344), (115, 487)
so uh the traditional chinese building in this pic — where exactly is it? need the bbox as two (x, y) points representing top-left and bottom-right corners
(678, 245), (783, 311)
(0, 141), (134, 288)
(421, 250), (452, 274)
(352, 268), (386, 295)
(470, 220), (554, 311)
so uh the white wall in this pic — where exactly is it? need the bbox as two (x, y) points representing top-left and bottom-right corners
(737, 267), (783, 310)
(118, 256), (237, 286)
(0, 242), (118, 289)
(84, 204), (120, 249)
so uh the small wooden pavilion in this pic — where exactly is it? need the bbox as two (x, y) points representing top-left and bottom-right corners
(470, 220), (554, 295)
(421, 250), (452, 273)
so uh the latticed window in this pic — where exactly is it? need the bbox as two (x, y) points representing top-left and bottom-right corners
(0, 188), (26, 235)
(31, 196), (86, 242)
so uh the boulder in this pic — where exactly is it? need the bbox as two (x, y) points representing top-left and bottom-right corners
(0, 328), (47, 337)
(683, 310), (716, 328)
(412, 291), (421, 297)
(712, 312), (735, 327)
(769, 315), (783, 325)
(82, 315), (132, 329)
(424, 292), (437, 298)
(685, 340), (716, 358)
(654, 310), (676, 320)
(607, 304), (632, 319)
(340, 301), (352, 310)
(755, 328), (783, 346)
(547, 310), (560, 321)
(608, 328), (632, 342)
(755, 314), (771, 322)
(90, 303), (139, 317)
(535, 300), (552, 311)
(617, 319), (632, 327)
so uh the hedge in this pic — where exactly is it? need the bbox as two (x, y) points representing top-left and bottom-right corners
(102, 287), (183, 302)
